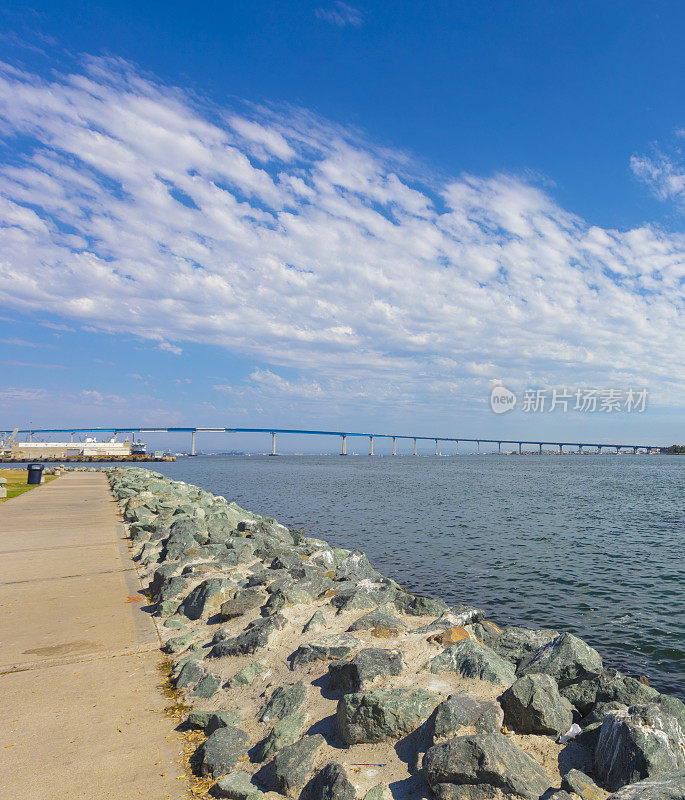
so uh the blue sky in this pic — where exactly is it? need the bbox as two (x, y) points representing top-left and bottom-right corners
(0, 1), (683, 450)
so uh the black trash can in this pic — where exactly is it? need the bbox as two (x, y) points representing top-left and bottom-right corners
(27, 463), (44, 485)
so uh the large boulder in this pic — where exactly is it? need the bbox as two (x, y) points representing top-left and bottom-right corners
(328, 648), (403, 693)
(291, 634), (360, 668)
(179, 579), (233, 620)
(606, 771), (685, 799)
(210, 772), (264, 800)
(432, 692), (504, 740)
(595, 704), (685, 791)
(302, 763), (356, 800)
(500, 674), (574, 738)
(560, 668), (660, 715)
(347, 605), (406, 636)
(423, 733), (550, 800)
(219, 590), (263, 620)
(269, 734), (326, 796)
(430, 640), (516, 686)
(561, 768), (604, 799)
(474, 624), (560, 667)
(197, 726), (251, 778)
(259, 682), (307, 723)
(210, 615), (286, 657)
(253, 713), (307, 762)
(517, 632), (602, 683)
(337, 688), (440, 745)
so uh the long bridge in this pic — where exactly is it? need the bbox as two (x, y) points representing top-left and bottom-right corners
(1, 426), (661, 455)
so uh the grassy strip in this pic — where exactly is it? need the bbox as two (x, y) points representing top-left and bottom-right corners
(0, 468), (58, 502)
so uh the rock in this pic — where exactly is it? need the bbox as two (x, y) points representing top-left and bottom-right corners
(337, 688), (440, 744)
(187, 710), (213, 729)
(328, 648), (403, 693)
(198, 726), (250, 778)
(577, 701), (629, 748)
(270, 734), (326, 795)
(606, 771), (685, 799)
(175, 658), (205, 689)
(162, 630), (199, 654)
(210, 771), (264, 800)
(259, 682), (307, 723)
(561, 768), (604, 799)
(193, 672), (222, 698)
(210, 615), (286, 657)
(220, 590), (263, 620)
(206, 711), (244, 734)
(476, 624), (560, 667)
(432, 692), (504, 739)
(179, 579), (233, 620)
(363, 786), (386, 800)
(500, 674), (574, 738)
(548, 793), (575, 800)
(253, 713), (307, 762)
(331, 585), (397, 613)
(595, 704), (685, 791)
(413, 607), (484, 635)
(427, 626), (477, 646)
(394, 593), (448, 617)
(291, 634), (360, 668)
(302, 763), (356, 800)
(150, 563), (186, 602)
(423, 733), (550, 800)
(430, 640), (516, 686)
(303, 611), (327, 633)
(561, 669), (660, 715)
(229, 659), (268, 688)
(517, 632), (603, 684)
(334, 551), (380, 582)
(163, 616), (187, 629)
(347, 605), (405, 636)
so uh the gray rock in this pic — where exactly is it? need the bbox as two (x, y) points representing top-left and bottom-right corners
(347, 605), (406, 635)
(606, 771), (685, 799)
(547, 793), (575, 800)
(328, 648), (403, 693)
(220, 590), (263, 620)
(192, 672), (222, 698)
(175, 658), (205, 688)
(179, 578), (233, 620)
(210, 614), (286, 657)
(363, 786), (386, 800)
(430, 640), (516, 686)
(291, 634), (360, 668)
(198, 726), (250, 778)
(561, 769), (603, 799)
(432, 692), (504, 740)
(253, 713), (307, 762)
(560, 669), (660, 715)
(577, 701), (629, 748)
(517, 632), (603, 684)
(394, 592), (448, 617)
(302, 763), (356, 800)
(423, 733), (550, 800)
(303, 611), (327, 633)
(334, 551), (380, 582)
(271, 734), (326, 796)
(259, 682), (307, 723)
(331, 585), (397, 613)
(595, 704), (685, 791)
(500, 673), (574, 738)
(206, 711), (244, 734)
(337, 688), (440, 744)
(210, 771), (264, 800)
(412, 608), (484, 636)
(474, 624), (560, 667)
(162, 630), (199, 654)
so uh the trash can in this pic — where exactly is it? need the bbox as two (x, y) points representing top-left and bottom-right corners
(27, 463), (44, 485)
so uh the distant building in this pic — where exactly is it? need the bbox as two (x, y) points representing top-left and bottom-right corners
(6, 437), (139, 459)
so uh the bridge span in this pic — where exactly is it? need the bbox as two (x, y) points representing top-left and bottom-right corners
(1, 426), (661, 456)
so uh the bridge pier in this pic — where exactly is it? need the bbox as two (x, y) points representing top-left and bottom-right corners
(392, 436), (396, 455)
(518, 442), (522, 455)
(191, 430), (196, 456)
(477, 440), (480, 455)
(413, 438), (417, 456)
(498, 441), (501, 454)
(271, 432), (276, 456)
(633, 446), (638, 454)
(456, 439), (459, 455)
(369, 435), (374, 456)
(598, 445), (602, 454)
(559, 444), (563, 454)
(341, 434), (347, 455)
(579, 444), (583, 454)
(539, 443), (542, 455)
(70, 432), (74, 443)
(435, 439), (438, 455)
(616, 446), (620, 454)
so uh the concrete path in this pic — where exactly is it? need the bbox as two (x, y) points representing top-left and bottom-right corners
(0, 472), (188, 799)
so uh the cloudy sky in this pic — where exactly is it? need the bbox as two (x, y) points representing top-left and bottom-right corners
(0, 2), (683, 450)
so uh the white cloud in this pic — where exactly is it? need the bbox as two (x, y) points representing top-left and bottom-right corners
(315, 2), (363, 27)
(0, 57), (683, 418)
(631, 148), (685, 203)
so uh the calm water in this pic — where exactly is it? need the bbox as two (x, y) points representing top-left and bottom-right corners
(128, 455), (683, 695)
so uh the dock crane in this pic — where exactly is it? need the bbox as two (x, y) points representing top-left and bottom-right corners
(0, 427), (19, 455)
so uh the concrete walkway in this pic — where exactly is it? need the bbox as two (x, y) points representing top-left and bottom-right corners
(0, 472), (187, 799)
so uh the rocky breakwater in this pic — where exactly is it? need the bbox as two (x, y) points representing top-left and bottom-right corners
(108, 467), (685, 800)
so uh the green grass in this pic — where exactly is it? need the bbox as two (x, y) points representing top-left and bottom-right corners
(0, 469), (58, 502)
